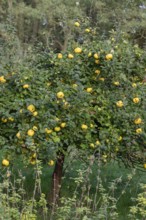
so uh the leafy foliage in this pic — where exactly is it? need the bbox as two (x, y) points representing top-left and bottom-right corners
(0, 25), (146, 167)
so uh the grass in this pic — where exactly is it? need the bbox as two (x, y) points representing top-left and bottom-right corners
(1, 152), (146, 219)
(61, 159), (146, 219)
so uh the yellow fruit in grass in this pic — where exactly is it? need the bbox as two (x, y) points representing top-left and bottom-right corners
(134, 118), (142, 125)
(136, 128), (142, 134)
(86, 87), (93, 93)
(132, 83), (137, 88)
(1, 118), (7, 123)
(74, 22), (80, 27)
(55, 117), (60, 121)
(88, 52), (92, 57)
(32, 153), (37, 159)
(102, 154), (107, 159)
(0, 76), (6, 83)
(45, 128), (53, 134)
(95, 70), (100, 75)
(23, 84), (29, 89)
(95, 59), (100, 64)
(116, 101), (124, 108)
(48, 160), (54, 166)
(72, 83), (78, 88)
(33, 126), (38, 131)
(27, 129), (35, 137)
(113, 81), (120, 86)
(68, 54), (74, 59)
(90, 143), (95, 149)
(54, 127), (61, 132)
(57, 91), (64, 99)
(95, 140), (100, 146)
(94, 53), (99, 59)
(115, 147), (119, 152)
(60, 123), (66, 128)
(30, 159), (36, 165)
(16, 132), (21, 139)
(133, 97), (140, 103)
(2, 159), (9, 167)
(8, 117), (14, 122)
(118, 136), (123, 141)
(57, 53), (63, 59)
(81, 124), (88, 130)
(47, 82), (51, 86)
(33, 111), (38, 116)
(74, 47), (82, 54)
(105, 54), (113, 60)
(85, 28), (90, 33)
(99, 77), (105, 81)
(27, 104), (35, 113)
(19, 109), (23, 113)
(90, 124), (94, 128)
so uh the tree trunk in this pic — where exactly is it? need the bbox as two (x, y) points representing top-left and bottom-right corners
(49, 150), (65, 218)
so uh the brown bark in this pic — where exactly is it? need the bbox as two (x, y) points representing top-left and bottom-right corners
(49, 150), (66, 218)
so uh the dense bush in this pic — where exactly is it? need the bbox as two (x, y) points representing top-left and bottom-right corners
(0, 27), (146, 168)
